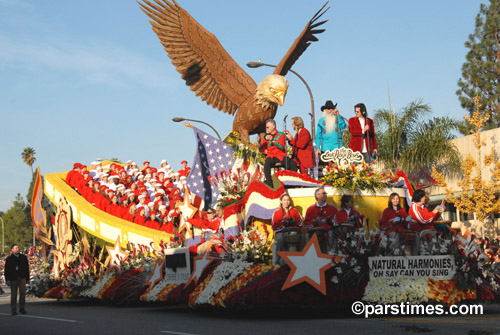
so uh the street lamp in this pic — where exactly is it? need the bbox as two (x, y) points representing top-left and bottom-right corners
(172, 117), (222, 140)
(246, 61), (316, 144)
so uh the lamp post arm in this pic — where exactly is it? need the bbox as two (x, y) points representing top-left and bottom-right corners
(173, 117), (222, 140)
(288, 68), (315, 142)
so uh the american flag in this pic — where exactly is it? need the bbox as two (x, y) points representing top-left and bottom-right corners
(187, 127), (235, 208)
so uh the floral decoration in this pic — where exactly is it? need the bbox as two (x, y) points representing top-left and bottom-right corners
(449, 235), (500, 301)
(189, 273), (214, 306)
(330, 228), (407, 287)
(320, 162), (395, 193)
(428, 279), (476, 305)
(211, 263), (278, 307)
(363, 276), (430, 304)
(195, 259), (252, 305)
(157, 284), (180, 302)
(224, 224), (273, 264)
(210, 167), (264, 209)
(224, 131), (265, 164)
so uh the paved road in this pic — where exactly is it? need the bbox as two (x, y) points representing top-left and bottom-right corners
(2, 285), (500, 335)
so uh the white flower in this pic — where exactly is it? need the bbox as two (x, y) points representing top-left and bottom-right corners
(196, 259), (252, 305)
(363, 276), (429, 304)
(81, 272), (114, 298)
(331, 276), (339, 284)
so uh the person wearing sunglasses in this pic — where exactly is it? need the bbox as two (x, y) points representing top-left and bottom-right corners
(348, 103), (378, 164)
(260, 119), (298, 187)
(188, 208), (221, 242)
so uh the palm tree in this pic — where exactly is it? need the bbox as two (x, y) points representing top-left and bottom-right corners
(374, 99), (431, 169)
(21, 147), (36, 174)
(402, 117), (462, 176)
(374, 99), (461, 181)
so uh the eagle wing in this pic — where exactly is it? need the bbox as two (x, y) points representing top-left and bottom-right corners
(273, 2), (329, 76)
(140, 0), (257, 115)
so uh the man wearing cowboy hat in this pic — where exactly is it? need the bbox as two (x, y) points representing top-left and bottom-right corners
(315, 100), (347, 165)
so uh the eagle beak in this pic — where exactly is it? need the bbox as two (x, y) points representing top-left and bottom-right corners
(273, 90), (286, 106)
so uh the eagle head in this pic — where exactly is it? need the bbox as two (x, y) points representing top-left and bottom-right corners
(254, 74), (289, 110)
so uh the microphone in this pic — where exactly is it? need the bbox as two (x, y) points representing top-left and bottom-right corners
(283, 114), (288, 122)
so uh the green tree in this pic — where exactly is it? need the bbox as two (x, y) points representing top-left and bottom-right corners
(21, 147), (36, 175)
(456, 0), (500, 129)
(2, 194), (32, 250)
(374, 100), (461, 181)
(374, 99), (431, 170)
(402, 117), (462, 177)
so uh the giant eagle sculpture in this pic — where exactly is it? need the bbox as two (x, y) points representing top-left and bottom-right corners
(140, 0), (329, 141)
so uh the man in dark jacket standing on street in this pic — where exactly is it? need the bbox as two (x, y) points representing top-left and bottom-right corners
(5, 244), (30, 315)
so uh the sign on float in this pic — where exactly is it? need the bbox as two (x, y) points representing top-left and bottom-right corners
(368, 255), (456, 280)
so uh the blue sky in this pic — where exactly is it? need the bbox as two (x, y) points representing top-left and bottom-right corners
(0, 0), (483, 212)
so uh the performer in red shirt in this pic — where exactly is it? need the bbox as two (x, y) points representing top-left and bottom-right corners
(272, 193), (303, 232)
(334, 195), (365, 229)
(188, 209), (221, 241)
(303, 187), (338, 230)
(408, 189), (444, 232)
(271, 193), (303, 265)
(348, 103), (377, 164)
(133, 207), (147, 226)
(260, 119), (297, 187)
(65, 163), (80, 188)
(379, 193), (412, 233)
(79, 177), (94, 202)
(145, 211), (161, 229)
(178, 160), (191, 177)
(159, 214), (176, 234)
(107, 194), (123, 218)
(92, 184), (108, 211)
(122, 203), (136, 222)
(285, 117), (313, 175)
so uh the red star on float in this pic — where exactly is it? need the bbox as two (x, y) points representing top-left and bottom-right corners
(186, 252), (214, 286)
(105, 236), (130, 272)
(278, 234), (333, 295)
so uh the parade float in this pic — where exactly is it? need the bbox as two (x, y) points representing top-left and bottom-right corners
(29, 128), (500, 309)
(26, 0), (500, 311)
